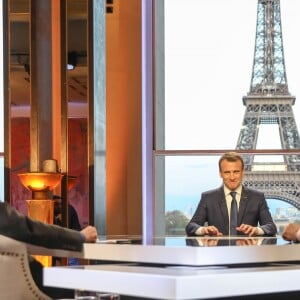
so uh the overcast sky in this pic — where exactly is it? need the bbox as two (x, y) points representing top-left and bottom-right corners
(164, 0), (300, 150)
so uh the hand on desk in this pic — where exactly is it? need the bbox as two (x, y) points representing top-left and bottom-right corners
(200, 224), (258, 237)
(202, 226), (223, 236)
(81, 226), (98, 243)
(236, 224), (259, 236)
(282, 223), (300, 242)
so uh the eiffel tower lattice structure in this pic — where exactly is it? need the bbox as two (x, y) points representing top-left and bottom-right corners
(236, 0), (300, 209)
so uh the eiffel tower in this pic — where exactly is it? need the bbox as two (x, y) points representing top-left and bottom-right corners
(236, 0), (300, 209)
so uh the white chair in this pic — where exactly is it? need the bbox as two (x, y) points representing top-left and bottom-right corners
(0, 234), (51, 300)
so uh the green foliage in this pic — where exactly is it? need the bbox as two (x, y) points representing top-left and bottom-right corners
(165, 210), (189, 236)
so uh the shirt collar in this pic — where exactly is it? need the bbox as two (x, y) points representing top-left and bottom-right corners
(224, 185), (242, 196)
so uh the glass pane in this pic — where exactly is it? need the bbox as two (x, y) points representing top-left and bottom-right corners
(158, 0), (300, 238)
(155, 154), (299, 236)
(163, 0), (300, 150)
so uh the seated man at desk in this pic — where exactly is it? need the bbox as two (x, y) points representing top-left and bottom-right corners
(0, 201), (98, 299)
(186, 152), (277, 237)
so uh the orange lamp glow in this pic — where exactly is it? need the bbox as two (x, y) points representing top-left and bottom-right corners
(18, 172), (63, 191)
(18, 172), (63, 199)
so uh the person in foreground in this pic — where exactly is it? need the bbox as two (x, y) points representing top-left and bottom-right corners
(282, 223), (300, 242)
(0, 201), (98, 299)
(185, 151), (277, 237)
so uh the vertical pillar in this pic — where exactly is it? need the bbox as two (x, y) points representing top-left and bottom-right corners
(30, 0), (64, 173)
(153, 0), (165, 238)
(51, 1), (63, 174)
(104, 0), (142, 236)
(30, 0), (53, 171)
(55, 1), (69, 229)
(142, 0), (155, 241)
(88, 0), (106, 233)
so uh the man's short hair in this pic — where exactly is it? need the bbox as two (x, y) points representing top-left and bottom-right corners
(218, 152), (244, 171)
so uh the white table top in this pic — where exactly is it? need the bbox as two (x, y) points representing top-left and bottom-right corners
(43, 263), (300, 299)
(28, 236), (300, 267)
(38, 236), (300, 299)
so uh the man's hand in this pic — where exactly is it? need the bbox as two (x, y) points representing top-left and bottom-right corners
(282, 223), (300, 242)
(80, 226), (98, 243)
(202, 226), (223, 236)
(236, 224), (258, 236)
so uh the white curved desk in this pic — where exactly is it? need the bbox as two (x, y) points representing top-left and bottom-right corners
(28, 236), (300, 299)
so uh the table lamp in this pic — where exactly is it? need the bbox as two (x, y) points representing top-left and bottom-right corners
(18, 160), (63, 266)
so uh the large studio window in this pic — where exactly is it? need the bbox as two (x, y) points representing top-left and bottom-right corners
(153, 0), (300, 236)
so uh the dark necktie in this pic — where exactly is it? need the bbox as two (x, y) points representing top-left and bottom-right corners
(230, 191), (238, 236)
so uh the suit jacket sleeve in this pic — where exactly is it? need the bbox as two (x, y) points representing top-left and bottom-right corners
(185, 192), (217, 236)
(243, 188), (277, 236)
(185, 197), (206, 236)
(0, 202), (83, 251)
(185, 188), (225, 236)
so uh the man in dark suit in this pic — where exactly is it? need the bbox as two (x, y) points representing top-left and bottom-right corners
(0, 201), (98, 298)
(186, 152), (277, 237)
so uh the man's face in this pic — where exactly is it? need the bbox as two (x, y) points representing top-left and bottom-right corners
(219, 159), (244, 191)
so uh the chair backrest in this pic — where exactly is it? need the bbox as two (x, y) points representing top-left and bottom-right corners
(0, 234), (51, 300)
